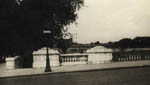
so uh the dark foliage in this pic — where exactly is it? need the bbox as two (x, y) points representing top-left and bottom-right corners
(57, 38), (73, 53)
(0, 0), (84, 57)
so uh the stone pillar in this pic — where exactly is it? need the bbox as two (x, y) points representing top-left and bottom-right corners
(86, 46), (113, 64)
(6, 56), (22, 70)
(49, 48), (60, 67)
(32, 47), (60, 69)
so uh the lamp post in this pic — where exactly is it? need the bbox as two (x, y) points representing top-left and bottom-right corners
(43, 30), (51, 72)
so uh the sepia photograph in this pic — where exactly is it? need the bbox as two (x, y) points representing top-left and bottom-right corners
(0, 0), (150, 85)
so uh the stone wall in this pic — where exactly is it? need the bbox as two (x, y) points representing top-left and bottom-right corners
(86, 46), (113, 64)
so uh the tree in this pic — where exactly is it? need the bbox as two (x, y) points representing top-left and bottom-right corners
(118, 38), (132, 48)
(57, 38), (73, 53)
(0, 0), (84, 57)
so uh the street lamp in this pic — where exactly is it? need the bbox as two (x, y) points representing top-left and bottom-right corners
(43, 30), (51, 72)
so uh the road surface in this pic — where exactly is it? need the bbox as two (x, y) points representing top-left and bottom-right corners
(0, 67), (150, 85)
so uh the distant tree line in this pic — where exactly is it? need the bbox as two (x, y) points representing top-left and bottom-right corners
(105, 37), (150, 48)
(73, 37), (150, 49)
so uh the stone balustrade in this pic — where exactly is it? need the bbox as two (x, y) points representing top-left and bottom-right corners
(113, 50), (150, 62)
(60, 54), (88, 65)
(6, 47), (150, 70)
(32, 46), (113, 68)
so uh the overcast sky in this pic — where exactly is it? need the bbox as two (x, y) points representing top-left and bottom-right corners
(68, 0), (150, 43)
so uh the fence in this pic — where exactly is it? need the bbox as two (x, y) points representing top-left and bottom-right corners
(112, 51), (150, 62)
(60, 54), (88, 65)
(60, 49), (150, 65)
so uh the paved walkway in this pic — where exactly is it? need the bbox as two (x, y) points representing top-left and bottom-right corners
(0, 63), (6, 77)
(0, 60), (150, 78)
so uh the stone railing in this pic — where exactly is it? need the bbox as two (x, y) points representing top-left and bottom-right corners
(60, 54), (88, 66)
(59, 51), (113, 65)
(112, 49), (150, 62)
(32, 46), (114, 68)
(6, 56), (22, 70)
(59, 46), (113, 65)
(32, 47), (150, 68)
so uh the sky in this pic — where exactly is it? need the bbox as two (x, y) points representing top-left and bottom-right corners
(68, 0), (150, 43)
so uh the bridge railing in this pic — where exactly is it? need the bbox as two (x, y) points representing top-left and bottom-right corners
(60, 54), (88, 66)
(112, 51), (150, 62)
(32, 47), (150, 69)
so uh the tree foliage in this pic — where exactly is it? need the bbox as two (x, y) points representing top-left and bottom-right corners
(0, 0), (84, 56)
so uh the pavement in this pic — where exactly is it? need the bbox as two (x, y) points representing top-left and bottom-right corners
(0, 60), (150, 78)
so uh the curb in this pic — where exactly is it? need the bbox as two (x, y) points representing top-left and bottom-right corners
(0, 65), (150, 79)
